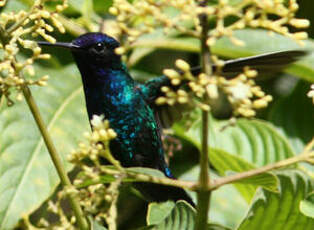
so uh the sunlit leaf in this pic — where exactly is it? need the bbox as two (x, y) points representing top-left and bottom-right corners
(147, 201), (176, 225)
(210, 148), (278, 202)
(174, 116), (293, 201)
(176, 116), (295, 166)
(148, 201), (195, 230)
(144, 200), (231, 230)
(238, 170), (314, 230)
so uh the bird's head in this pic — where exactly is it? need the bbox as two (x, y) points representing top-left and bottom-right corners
(38, 32), (122, 68)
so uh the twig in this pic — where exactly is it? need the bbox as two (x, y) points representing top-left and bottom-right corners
(211, 139), (314, 189)
(79, 167), (196, 190)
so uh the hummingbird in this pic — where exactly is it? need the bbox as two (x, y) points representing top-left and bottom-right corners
(38, 32), (306, 207)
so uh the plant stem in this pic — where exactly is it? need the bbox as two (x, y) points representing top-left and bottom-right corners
(196, 1), (212, 229)
(22, 86), (89, 230)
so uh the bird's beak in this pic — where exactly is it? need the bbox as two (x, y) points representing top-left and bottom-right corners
(37, 41), (80, 50)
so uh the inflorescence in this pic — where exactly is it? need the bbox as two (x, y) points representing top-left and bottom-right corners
(109, 0), (309, 51)
(0, 0), (68, 105)
(68, 115), (120, 228)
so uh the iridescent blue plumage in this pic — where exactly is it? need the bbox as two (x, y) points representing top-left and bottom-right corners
(70, 33), (192, 204)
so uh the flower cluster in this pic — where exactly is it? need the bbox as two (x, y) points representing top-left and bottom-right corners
(25, 116), (119, 229)
(206, 0), (309, 46)
(68, 115), (121, 228)
(156, 59), (272, 117)
(0, 0), (67, 105)
(109, 0), (309, 54)
(222, 67), (273, 117)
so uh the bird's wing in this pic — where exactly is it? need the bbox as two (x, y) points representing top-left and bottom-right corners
(143, 49), (308, 127)
(190, 50), (308, 77)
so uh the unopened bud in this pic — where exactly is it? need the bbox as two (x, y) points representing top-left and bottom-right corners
(253, 99), (267, 109)
(115, 47), (125, 55)
(293, 32), (308, 40)
(290, 19), (310, 28)
(109, 7), (119, 15)
(156, 97), (167, 105)
(175, 59), (190, 72)
(163, 69), (179, 79)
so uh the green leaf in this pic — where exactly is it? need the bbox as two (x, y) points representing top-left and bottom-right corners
(238, 170), (314, 230)
(147, 201), (176, 225)
(0, 64), (89, 229)
(210, 148), (278, 202)
(211, 118), (296, 164)
(144, 200), (231, 230)
(1, 0), (28, 12)
(94, 0), (113, 14)
(269, 81), (314, 154)
(174, 116), (293, 201)
(81, 0), (94, 27)
(89, 216), (107, 230)
(67, 0), (86, 13)
(208, 224), (232, 230)
(129, 47), (156, 67)
(127, 167), (167, 178)
(147, 201), (196, 230)
(176, 116), (295, 166)
(129, 27), (196, 66)
(300, 191), (314, 219)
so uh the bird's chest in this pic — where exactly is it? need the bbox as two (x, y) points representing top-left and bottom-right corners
(84, 82), (163, 166)
(84, 82), (137, 118)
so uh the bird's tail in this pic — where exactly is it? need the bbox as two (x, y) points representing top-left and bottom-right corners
(133, 182), (195, 207)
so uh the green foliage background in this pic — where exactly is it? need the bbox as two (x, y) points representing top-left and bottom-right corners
(0, 0), (313, 229)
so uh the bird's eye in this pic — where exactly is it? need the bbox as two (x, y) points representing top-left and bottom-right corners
(94, 42), (105, 52)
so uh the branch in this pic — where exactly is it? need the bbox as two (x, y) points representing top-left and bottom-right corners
(79, 139), (314, 194)
(77, 167), (196, 191)
(211, 139), (314, 189)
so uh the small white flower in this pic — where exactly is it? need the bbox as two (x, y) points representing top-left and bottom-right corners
(91, 115), (104, 128)
(228, 82), (252, 102)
